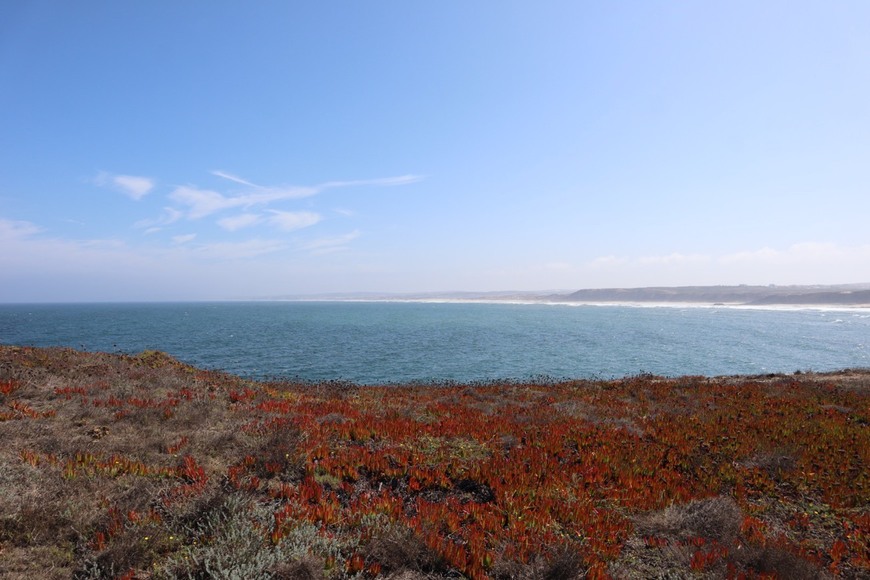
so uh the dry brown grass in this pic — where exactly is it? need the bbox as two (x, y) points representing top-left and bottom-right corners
(634, 496), (743, 544)
(610, 496), (828, 579)
(363, 525), (448, 577)
(0, 347), (259, 578)
(489, 546), (586, 580)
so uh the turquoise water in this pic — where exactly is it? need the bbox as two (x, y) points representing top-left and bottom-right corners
(1, 301), (868, 384)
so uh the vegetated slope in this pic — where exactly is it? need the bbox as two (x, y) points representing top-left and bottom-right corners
(562, 284), (870, 306)
(746, 290), (870, 306)
(0, 346), (867, 579)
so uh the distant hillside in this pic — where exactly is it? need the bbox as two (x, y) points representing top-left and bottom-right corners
(746, 289), (870, 306)
(561, 284), (870, 306)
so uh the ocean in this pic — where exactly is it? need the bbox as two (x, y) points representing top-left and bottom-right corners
(0, 301), (868, 384)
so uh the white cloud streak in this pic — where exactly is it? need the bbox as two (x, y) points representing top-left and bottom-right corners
(134, 207), (183, 230)
(0, 218), (42, 240)
(217, 213), (263, 231)
(169, 184), (319, 219)
(169, 186), (239, 219)
(191, 239), (287, 260)
(318, 175), (424, 190)
(95, 172), (155, 200)
(267, 210), (321, 231)
(303, 230), (361, 254)
(211, 170), (263, 188)
(172, 234), (196, 244)
(168, 173), (423, 221)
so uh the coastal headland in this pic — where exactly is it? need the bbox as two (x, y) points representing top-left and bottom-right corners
(270, 283), (870, 308)
(0, 346), (867, 579)
(560, 284), (870, 307)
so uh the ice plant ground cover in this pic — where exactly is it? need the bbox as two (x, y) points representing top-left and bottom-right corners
(0, 346), (867, 579)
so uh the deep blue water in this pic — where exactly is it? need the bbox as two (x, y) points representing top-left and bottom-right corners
(0, 301), (868, 384)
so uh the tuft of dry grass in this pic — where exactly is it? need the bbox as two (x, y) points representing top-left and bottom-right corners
(611, 496), (829, 579)
(268, 557), (327, 580)
(489, 546), (587, 580)
(363, 525), (448, 576)
(634, 496), (742, 545)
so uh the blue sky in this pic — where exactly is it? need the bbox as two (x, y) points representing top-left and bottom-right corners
(1, 1), (869, 301)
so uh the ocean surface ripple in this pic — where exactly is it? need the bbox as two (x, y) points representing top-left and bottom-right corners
(1, 301), (868, 384)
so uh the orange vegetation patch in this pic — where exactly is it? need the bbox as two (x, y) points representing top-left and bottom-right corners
(0, 345), (867, 579)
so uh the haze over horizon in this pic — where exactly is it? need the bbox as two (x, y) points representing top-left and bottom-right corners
(2, 2), (869, 303)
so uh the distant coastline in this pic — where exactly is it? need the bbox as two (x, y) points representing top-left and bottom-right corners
(559, 284), (870, 308)
(262, 283), (870, 309)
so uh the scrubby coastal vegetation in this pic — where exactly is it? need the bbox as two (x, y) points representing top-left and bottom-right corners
(0, 346), (867, 579)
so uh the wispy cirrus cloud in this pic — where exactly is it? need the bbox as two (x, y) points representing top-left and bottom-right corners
(191, 239), (287, 260)
(95, 171), (155, 200)
(172, 234), (196, 244)
(217, 213), (263, 231)
(0, 218), (42, 240)
(166, 171), (422, 221)
(134, 207), (183, 233)
(125, 170), (420, 252)
(317, 175), (424, 190)
(169, 186), (241, 219)
(210, 170), (261, 188)
(169, 183), (319, 219)
(303, 230), (361, 254)
(267, 210), (321, 231)
(216, 211), (322, 232)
